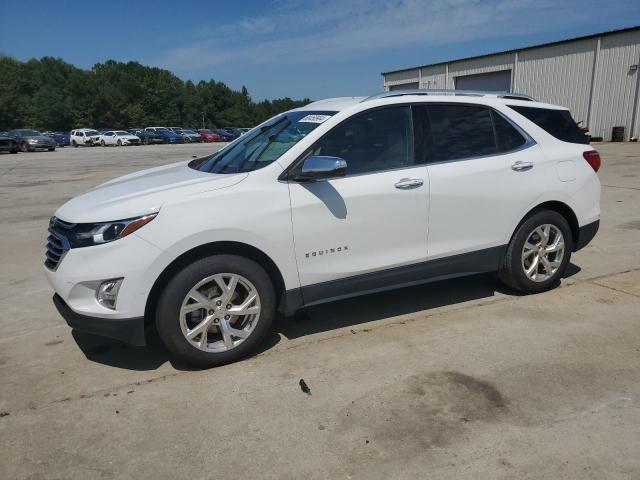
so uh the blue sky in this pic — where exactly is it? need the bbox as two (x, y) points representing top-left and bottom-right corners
(1, 0), (639, 101)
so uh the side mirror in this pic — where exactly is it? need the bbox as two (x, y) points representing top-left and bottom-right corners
(293, 156), (347, 182)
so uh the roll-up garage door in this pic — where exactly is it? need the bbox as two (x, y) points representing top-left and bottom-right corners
(455, 70), (512, 92)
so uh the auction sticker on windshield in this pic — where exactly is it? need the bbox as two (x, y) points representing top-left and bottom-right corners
(298, 114), (332, 124)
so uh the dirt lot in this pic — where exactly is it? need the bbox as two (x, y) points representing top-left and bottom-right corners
(0, 142), (639, 479)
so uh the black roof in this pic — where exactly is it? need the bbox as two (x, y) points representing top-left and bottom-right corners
(382, 25), (640, 76)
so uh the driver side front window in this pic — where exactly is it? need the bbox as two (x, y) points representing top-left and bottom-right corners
(310, 106), (414, 176)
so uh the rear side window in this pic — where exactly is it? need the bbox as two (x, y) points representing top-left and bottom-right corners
(492, 112), (527, 152)
(427, 105), (496, 161)
(508, 105), (588, 144)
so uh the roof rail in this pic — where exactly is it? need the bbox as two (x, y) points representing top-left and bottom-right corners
(362, 89), (535, 102)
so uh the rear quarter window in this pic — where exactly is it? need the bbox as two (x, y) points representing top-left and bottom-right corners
(508, 105), (589, 144)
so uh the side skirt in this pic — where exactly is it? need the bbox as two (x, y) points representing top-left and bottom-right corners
(280, 245), (506, 315)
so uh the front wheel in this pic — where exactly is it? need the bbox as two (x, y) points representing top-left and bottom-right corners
(48, 147), (55, 151)
(117, 139), (122, 146)
(20, 142), (29, 152)
(499, 210), (572, 294)
(156, 255), (276, 368)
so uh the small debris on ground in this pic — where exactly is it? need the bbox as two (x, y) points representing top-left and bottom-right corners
(0, 412), (9, 417)
(299, 379), (311, 395)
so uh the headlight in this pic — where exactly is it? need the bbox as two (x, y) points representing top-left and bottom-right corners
(71, 213), (157, 247)
(28, 138), (38, 144)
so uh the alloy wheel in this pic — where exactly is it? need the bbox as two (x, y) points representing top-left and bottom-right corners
(521, 224), (565, 282)
(179, 273), (261, 353)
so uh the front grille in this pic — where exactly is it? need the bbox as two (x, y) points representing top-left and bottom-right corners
(45, 217), (75, 270)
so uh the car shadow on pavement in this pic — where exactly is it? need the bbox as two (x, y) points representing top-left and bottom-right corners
(71, 263), (581, 371)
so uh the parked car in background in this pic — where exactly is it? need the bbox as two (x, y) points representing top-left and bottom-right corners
(128, 128), (164, 145)
(43, 131), (71, 147)
(0, 132), (18, 154)
(197, 129), (223, 142)
(71, 129), (101, 147)
(145, 127), (183, 144)
(177, 129), (202, 143)
(212, 129), (235, 141)
(99, 130), (141, 146)
(8, 129), (56, 151)
(220, 127), (243, 139)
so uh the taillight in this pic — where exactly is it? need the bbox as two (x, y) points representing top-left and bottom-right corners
(583, 150), (601, 172)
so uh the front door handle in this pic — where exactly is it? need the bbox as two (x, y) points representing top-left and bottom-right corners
(511, 161), (534, 172)
(394, 178), (424, 189)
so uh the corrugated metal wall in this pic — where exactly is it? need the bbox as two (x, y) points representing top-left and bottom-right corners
(383, 29), (640, 141)
(515, 38), (597, 130)
(590, 29), (640, 141)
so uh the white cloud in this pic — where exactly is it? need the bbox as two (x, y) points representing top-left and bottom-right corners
(151, 0), (631, 76)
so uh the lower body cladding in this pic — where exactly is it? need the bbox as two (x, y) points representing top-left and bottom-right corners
(45, 233), (175, 345)
(48, 220), (600, 347)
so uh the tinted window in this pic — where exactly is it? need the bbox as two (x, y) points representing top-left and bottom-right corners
(311, 106), (414, 176)
(509, 105), (588, 144)
(428, 105), (496, 161)
(492, 111), (526, 152)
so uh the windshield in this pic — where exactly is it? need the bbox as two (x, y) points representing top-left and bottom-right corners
(116, 131), (130, 135)
(157, 127), (170, 132)
(19, 129), (41, 136)
(87, 130), (99, 136)
(190, 110), (336, 174)
(183, 129), (197, 134)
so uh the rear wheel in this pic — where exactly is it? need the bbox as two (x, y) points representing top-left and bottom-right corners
(72, 140), (78, 147)
(156, 255), (276, 368)
(499, 210), (572, 294)
(100, 140), (106, 146)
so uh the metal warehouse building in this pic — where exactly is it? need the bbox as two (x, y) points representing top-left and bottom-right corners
(382, 26), (640, 141)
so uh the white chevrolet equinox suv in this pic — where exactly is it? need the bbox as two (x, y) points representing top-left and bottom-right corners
(45, 90), (601, 367)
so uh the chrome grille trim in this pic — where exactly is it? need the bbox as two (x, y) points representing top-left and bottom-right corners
(45, 217), (73, 271)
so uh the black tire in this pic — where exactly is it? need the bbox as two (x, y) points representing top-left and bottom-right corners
(499, 210), (573, 294)
(72, 140), (78, 147)
(10, 147), (18, 154)
(117, 139), (122, 146)
(20, 142), (29, 152)
(100, 140), (106, 146)
(48, 147), (55, 151)
(144, 137), (150, 145)
(156, 255), (276, 368)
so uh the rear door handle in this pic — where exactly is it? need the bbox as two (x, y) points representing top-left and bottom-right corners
(394, 178), (424, 189)
(511, 161), (534, 172)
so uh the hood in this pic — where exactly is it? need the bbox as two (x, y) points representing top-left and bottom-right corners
(56, 160), (248, 223)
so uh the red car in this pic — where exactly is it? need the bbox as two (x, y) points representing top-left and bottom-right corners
(198, 129), (223, 142)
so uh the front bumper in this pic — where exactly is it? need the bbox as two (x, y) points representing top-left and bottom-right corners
(53, 294), (145, 345)
(45, 232), (175, 335)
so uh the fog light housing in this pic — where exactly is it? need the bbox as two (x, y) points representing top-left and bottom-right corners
(96, 278), (123, 310)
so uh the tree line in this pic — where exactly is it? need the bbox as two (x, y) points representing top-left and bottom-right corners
(0, 56), (311, 132)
